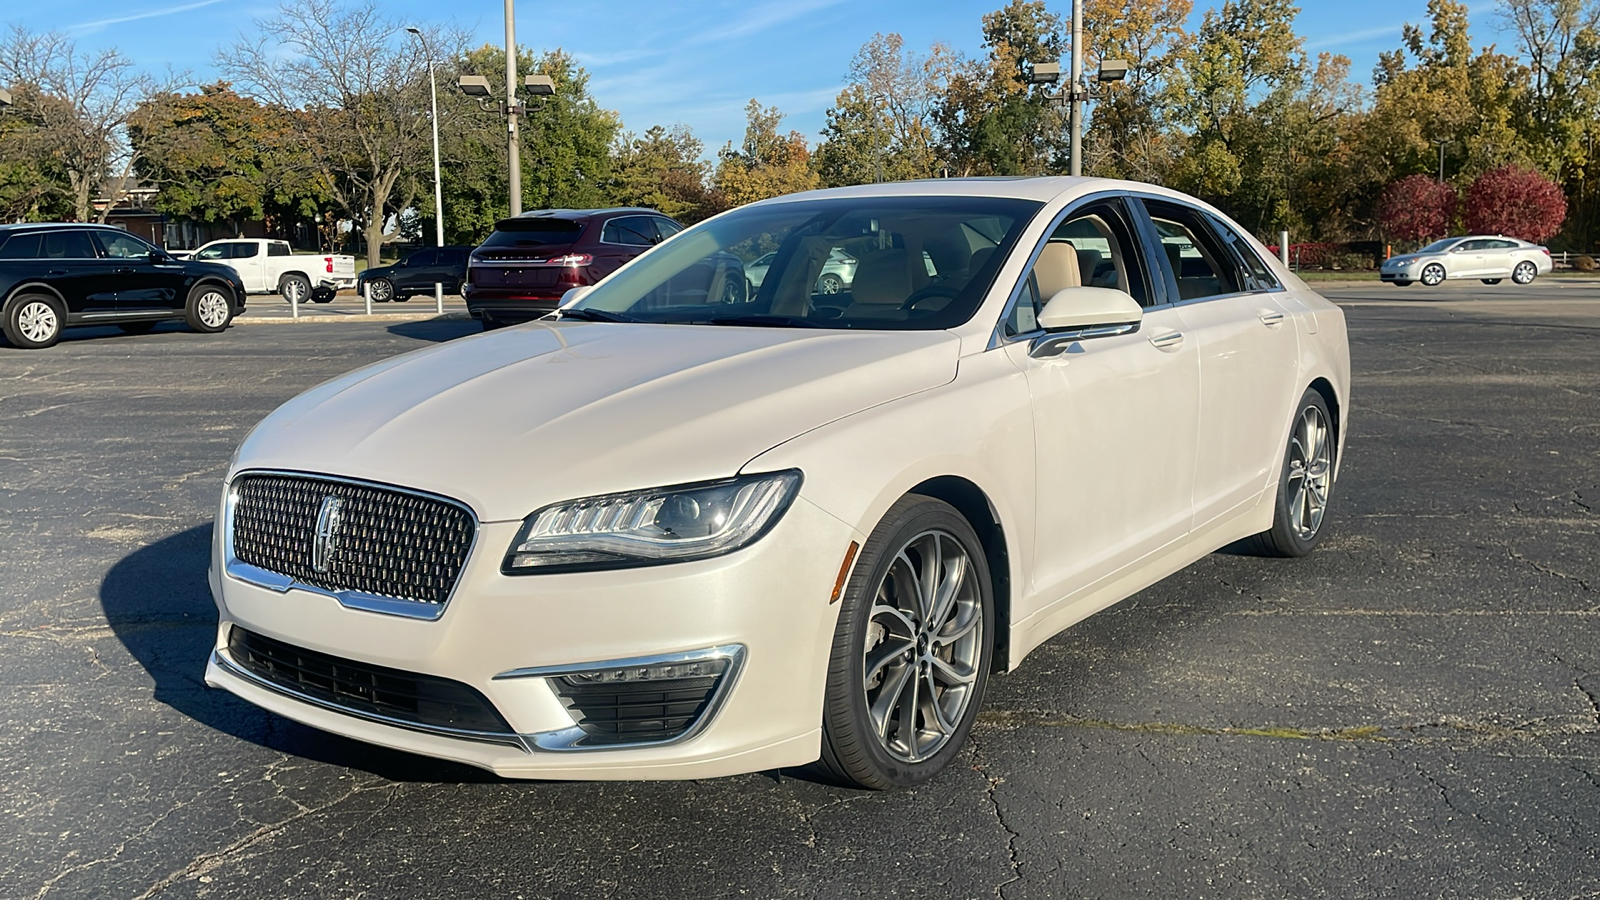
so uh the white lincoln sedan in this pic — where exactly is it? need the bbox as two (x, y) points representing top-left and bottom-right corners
(207, 178), (1349, 789)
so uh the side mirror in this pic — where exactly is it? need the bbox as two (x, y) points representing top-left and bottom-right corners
(559, 286), (593, 308)
(1030, 286), (1143, 358)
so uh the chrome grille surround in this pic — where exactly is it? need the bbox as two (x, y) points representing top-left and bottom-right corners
(224, 470), (478, 620)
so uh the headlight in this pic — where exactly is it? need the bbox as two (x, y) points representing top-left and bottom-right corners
(502, 470), (803, 574)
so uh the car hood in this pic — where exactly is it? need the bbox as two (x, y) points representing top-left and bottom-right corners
(359, 264), (396, 280)
(232, 322), (960, 522)
(1385, 253), (1429, 265)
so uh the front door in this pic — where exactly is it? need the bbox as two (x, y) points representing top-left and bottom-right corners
(1004, 198), (1200, 616)
(92, 230), (183, 313)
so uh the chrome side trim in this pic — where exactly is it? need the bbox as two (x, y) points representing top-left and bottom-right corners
(494, 644), (748, 752)
(1028, 322), (1141, 358)
(221, 469), (480, 621)
(213, 641), (749, 755)
(211, 648), (531, 752)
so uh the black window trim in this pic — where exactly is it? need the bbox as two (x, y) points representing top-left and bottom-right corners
(1196, 209), (1284, 295)
(599, 214), (659, 248)
(988, 191), (1169, 350)
(1133, 196), (1284, 309)
(0, 227), (131, 261)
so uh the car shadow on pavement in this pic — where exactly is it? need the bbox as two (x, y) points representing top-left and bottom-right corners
(100, 524), (500, 783)
(386, 320), (482, 343)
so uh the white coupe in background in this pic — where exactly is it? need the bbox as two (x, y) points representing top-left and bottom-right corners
(207, 177), (1350, 789)
(1381, 235), (1553, 287)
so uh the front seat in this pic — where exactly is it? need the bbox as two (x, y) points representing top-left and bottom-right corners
(1034, 241), (1083, 300)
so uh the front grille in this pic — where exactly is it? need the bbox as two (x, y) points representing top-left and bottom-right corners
(552, 676), (723, 745)
(228, 627), (514, 735)
(230, 472), (475, 607)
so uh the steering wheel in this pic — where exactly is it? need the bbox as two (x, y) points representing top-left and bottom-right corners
(898, 283), (963, 310)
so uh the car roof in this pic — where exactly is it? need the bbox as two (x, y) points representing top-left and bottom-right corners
(740, 176), (1211, 208)
(511, 207), (665, 222)
(0, 222), (124, 234)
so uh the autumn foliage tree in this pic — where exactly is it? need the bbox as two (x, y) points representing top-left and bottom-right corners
(1464, 165), (1568, 241)
(1379, 174), (1458, 242)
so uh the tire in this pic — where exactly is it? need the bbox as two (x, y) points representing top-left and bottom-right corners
(185, 283), (235, 333)
(367, 278), (395, 302)
(1420, 263), (1446, 286)
(3, 293), (65, 349)
(394, 295), (410, 302)
(816, 273), (843, 295)
(1392, 280), (1412, 287)
(311, 287), (336, 304)
(1512, 261), (1537, 285)
(279, 273), (312, 304)
(1241, 388), (1336, 558)
(1481, 278), (1502, 285)
(816, 495), (994, 790)
(117, 321), (159, 334)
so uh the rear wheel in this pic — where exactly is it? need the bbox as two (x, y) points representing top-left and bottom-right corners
(1392, 280), (1412, 287)
(817, 495), (993, 790)
(185, 283), (234, 333)
(279, 273), (312, 304)
(1242, 388), (1336, 558)
(1513, 261), (1537, 284)
(1482, 278), (1502, 285)
(817, 273), (843, 294)
(3, 294), (64, 349)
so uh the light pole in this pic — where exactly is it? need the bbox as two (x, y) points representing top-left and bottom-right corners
(1027, 57), (1127, 177)
(1434, 139), (1451, 184)
(459, 67), (554, 220)
(406, 27), (446, 312)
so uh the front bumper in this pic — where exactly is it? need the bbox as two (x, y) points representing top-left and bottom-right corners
(207, 496), (855, 780)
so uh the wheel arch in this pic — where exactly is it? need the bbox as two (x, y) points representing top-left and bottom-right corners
(4, 282), (68, 311)
(906, 475), (1013, 672)
(1307, 376), (1341, 454)
(277, 270), (312, 288)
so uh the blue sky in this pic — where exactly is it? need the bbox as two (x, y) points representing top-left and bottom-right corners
(9, 0), (1516, 153)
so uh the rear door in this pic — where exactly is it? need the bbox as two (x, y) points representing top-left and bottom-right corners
(400, 249), (438, 293)
(1137, 199), (1300, 530)
(1481, 239), (1518, 277)
(597, 215), (658, 277)
(226, 241), (266, 291)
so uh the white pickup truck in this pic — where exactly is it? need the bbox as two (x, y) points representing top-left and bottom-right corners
(179, 239), (356, 303)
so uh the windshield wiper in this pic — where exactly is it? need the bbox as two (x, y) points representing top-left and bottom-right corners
(557, 307), (641, 323)
(701, 314), (827, 329)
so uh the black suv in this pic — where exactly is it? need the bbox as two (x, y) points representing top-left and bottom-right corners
(463, 208), (683, 328)
(355, 245), (474, 302)
(0, 223), (247, 349)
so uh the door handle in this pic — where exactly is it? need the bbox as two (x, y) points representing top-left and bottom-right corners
(1148, 330), (1185, 351)
(1258, 309), (1286, 327)
(48, 269), (68, 276)
(114, 267), (137, 275)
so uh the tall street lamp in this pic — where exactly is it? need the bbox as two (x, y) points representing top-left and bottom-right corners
(1027, 55), (1127, 177)
(1434, 138), (1451, 184)
(407, 27), (446, 313)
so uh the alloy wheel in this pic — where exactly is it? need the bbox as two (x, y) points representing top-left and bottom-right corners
(1513, 262), (1537, 285)
(1421, 263), (1445, 286)
(369, 279), (394, 302)
(197, 290), (230, 328)
(17, 300), (59, 344)
(1285, 404), (1333, 541)
(862, 529), (983, 763)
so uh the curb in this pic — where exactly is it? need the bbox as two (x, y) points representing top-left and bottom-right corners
(235, 311), (473, 325)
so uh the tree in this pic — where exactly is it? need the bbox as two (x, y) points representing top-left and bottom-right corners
(1465, 164), (1568, 240)
(0, 26), (162, 222)
(712, 101), (819, 209)
(1379, 174), (1458, 241)
(611, 125), (716, 222)
(816, 33), (955, 186)
(220, 0), (451, 266)
(934, 1), (1067, 176)
(1083, 0), (1192, 183)
(0, 84), (75, 221)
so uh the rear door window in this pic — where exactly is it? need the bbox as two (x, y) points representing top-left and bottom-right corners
(231, 242), (260, 259)
(602, 216), (658, 247)
(268, 242), (291, 257)
(41, 230), (97, 259)
(1141, 201), (1244, 302)
(652, 217), (683, 239)
(1206, 216), (1281, 292)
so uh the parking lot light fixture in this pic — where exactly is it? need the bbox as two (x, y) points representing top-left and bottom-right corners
(1028, 61), (1061, 85)
(457, 75), (492, 97)
(524, 74), (554, 96)
(0, 85), (11, 107)
(1096, 59), (1130, 82)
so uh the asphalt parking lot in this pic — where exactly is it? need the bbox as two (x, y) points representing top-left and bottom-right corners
(2, 280), (1597, 898)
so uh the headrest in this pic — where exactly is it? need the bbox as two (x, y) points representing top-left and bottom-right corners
(1034, 241), (1082, 299)
(849, 250), (911, 305)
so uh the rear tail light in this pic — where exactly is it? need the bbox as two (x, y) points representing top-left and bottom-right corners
(1540, 247), (1551, 256)
(547, 253), (592, 267)
(325, 257), (334, 273)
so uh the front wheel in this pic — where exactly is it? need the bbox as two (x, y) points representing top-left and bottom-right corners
(1482, 278), (1502, 285)
(1512, 261), (1537, 285)
(1392, 280), (1412, 287)
(1242, 388), (1336, 557)
(367, 278), (395, 302)
(817, 495), (993, 790)
(1420, 263), (1446, 286)
(185, 283), (235, 333)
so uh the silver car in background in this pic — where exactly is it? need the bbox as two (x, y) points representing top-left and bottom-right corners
(1381, 235), (1553, 287)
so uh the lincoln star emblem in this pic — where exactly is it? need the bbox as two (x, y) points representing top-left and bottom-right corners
(312, 495), (344, 573)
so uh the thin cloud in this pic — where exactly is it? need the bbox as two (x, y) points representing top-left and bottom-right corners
(1306, 23), (1407, 50)
(690, 0), (847, 45)
(71, 0), (227, 32)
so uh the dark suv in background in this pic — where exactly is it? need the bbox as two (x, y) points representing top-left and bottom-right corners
(463, 208), (682, 328)
(0, 223), (246, 349)
(355, 245), (474, 302)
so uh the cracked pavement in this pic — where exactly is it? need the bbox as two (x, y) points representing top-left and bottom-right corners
(1, 284), (1598, 898)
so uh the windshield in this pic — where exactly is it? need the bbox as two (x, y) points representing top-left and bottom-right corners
(569, 195), (1041, 330)
(481, 218), (583, 248)
(1418, 239), (1458, 253)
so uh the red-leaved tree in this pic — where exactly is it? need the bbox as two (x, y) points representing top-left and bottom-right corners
(1464, 166), (1567, 242)
(1379, 175), (1457, 242)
